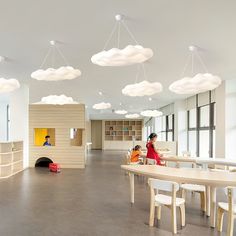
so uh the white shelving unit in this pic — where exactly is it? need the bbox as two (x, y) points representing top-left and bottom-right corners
(0, 141), (24, 178)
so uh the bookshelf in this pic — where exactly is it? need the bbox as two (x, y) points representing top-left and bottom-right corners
(0, 141), (24, 178)
(105, 120), (143, 141)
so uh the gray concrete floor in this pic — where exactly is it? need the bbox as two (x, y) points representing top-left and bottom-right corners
(0, 150), (233, 236)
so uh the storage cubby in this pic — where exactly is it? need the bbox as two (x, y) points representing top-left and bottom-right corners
(0, 143), (12, 153)
(13, 151), (23, 162)
(1, 165), (12, 178)
(13, 161), (23, 174)
(12, 141), (23, 151)
(0, 153), (12, 165)
(0, 141), (23, 178)
(104, 120), (143, 141)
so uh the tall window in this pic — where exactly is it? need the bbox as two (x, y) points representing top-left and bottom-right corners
(157, 114), (174, 141)
(167, 114), (174, 141)
(187, 108), (197, 157)
(187, 101), (215, 157)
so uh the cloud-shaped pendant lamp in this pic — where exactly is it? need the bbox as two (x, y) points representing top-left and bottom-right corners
(114, 110), (128, 115)
(31, 66), (81, 81)
(91, 15), (153, 67)
(91, 45), (153, 66)
(36, 94), (78, 105)
(140, 110), (163, 117)
(169, 46), (222, 95)
(125, 113), (140, 119)
(31, 41), (82, 81)
(93, 102), (111, 110)
(0, 78), (20, 93)
(169, 73), (221, 94)
(122, 80), (162, 97)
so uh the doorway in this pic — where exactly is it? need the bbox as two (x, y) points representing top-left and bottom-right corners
(91, 120), (102, 149)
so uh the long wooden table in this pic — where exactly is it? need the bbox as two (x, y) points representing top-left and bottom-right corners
(121, 164), (236, 228)
(161, 156), (236, 169)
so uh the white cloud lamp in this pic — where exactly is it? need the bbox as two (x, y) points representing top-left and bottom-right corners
(114, 110), (128, 115)
(91, 15), (153, 66)
(0, 78), (20, 94)
(122, 80), (162, 97)
(169, 45), (222, 94)
(31, 41), (82, 81)
(140, 110), (163, 117)
(125, 113), (140, 119)
(93, 102), (111, 110)
(36, 94), (78, 105)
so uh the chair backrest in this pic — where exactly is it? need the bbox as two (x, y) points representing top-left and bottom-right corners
(148, 178), (179, 192)
(224, 187), (236, 201)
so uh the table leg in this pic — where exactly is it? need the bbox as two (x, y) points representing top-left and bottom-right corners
(129, 172), (134, 204)
(206, 185), (211, 217)
(202, 163), (208, 170)
(210, 186), (216, 228)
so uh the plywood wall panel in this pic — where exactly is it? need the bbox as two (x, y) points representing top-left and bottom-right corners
(29, 104), (86, 168)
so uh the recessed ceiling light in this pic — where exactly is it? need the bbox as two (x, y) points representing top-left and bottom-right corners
(98, 91), (103, 96)
(148, 97), (152, 101)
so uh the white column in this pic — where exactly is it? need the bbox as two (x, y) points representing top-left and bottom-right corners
(215, 81), (226, 158)
(225, 79), (236, 159)
(9, 85), (29, 168)
(174, 100), (187, 155)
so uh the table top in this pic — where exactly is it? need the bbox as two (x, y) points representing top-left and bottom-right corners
(121, 165), (236, 187)
(161, 156), (236, 167)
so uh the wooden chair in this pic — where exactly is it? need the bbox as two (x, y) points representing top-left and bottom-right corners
(217, 187), (236, 236)
(148, 178), (185, 234)
(180, 164), (206, 213)
(181, 184), (206, 212)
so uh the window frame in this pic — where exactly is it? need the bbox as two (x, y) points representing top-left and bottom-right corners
(187, 92), (215, 158)
(160, 114), (174, 141)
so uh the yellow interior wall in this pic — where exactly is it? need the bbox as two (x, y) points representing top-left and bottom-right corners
(34, 128), (48, 146)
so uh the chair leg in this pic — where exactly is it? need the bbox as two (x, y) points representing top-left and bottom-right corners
(149, 202), (155, 227)
(181, 188), (186, 199)
(157, 206), (161, 220)
(200, 191), (206, 212)
(217, 207), (224, 232)
(179, 204), (186, 227)
(227, 211), (234, 236)
(171, 206), (177, 234)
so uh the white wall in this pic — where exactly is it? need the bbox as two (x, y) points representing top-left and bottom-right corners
(0, 98), (9, 141)
(225, 79), (236, 159)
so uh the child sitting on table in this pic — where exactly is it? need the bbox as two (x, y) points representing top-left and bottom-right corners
(130, 145), (143, 164)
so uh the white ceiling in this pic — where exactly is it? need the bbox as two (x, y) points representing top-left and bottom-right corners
(0, 0), (236, 119)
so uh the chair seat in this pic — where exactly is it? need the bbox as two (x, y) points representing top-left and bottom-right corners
(155, 194), (185, 206)
(218, 202), (236, 214)
(181, 184), (205, 192)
